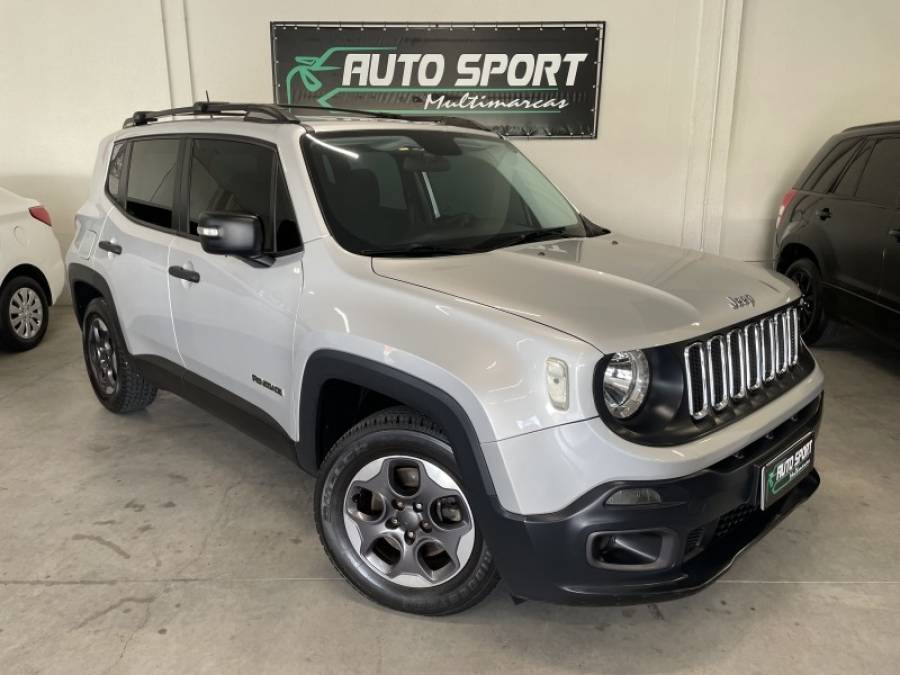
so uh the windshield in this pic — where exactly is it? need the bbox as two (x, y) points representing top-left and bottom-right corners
(302, 130), (603, 256)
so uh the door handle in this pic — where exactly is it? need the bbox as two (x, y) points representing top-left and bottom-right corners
(98, 240), (122, 255)
(168, 265), (200, 283)
(890, 228), (900, 242)
(815, 207), (832, 221)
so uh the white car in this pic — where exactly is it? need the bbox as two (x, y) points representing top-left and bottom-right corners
(0, 187), (65, 350)
(66, 102), (823, 614)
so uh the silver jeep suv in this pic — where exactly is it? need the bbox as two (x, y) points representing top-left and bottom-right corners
(67, 102), (824, 615)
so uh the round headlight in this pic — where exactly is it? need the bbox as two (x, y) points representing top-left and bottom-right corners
(602, 350), (650, 419)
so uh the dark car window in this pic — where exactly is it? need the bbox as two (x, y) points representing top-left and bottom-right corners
(188, 139), (275, 247)
(125, 139), (180, 228)
(803, 138), (860, 193)
(833, 141), (873, 197)
(106, 141), (127, 205)
(854, 137), (900, 206)
(274, 167), (302, 252)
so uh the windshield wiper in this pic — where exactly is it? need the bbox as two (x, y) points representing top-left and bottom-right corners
(359, 244), (474, 257)
(484, 227), (575, 251)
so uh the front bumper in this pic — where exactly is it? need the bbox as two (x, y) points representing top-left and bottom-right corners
(488, 393), (822, 605)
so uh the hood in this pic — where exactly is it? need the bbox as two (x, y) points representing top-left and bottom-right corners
(372, 235), (799, 353)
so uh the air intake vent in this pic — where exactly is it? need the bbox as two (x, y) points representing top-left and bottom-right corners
(684, 306), (801, 421)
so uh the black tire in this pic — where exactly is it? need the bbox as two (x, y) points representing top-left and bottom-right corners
(81, 298), (157, 413)
(315, 407), (499, 615)
(0, 276), (49, 351)
(784, 258), (835, 345)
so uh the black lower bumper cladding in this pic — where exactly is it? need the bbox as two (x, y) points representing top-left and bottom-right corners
(490, 394), (823, 605)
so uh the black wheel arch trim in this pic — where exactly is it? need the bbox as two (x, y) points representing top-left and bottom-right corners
(68, 262), (124, 337)
(298, 349), (497, 497)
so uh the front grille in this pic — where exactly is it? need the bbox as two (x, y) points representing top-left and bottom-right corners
(713, 503), (757, 540)
(684, 307), (800, 420)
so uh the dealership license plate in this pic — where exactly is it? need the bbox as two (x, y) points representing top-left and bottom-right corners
(760, 434), (814, 510)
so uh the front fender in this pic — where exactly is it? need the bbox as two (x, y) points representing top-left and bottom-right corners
(298, 349), (495, 492)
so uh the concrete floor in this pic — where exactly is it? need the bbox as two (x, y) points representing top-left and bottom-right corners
(1, 310), (899, 674)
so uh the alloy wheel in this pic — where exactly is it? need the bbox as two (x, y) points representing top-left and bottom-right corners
(343, 455), (475, 588)
(788, 267), (816, 334)
(87, 316), (118, 396)
(8, 287), (43, 340)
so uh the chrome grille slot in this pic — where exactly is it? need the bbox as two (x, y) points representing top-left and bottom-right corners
(775, 312), (789, 374)
(744, 322), (763, 391)
(725, 329), (746, 400)
(788, 307), (800, 366)
(706, 335), (729, 411)
(682, 306), (803, 421)
(684, 342), (709, 420)
(762, 317), (777, 382)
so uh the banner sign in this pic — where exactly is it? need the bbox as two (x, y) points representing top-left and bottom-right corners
(270, 22), (604, 138)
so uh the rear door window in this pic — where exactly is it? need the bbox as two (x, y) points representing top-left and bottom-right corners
(854, 137), (900, 206)
(106, 141), (127, 206)
(803, 138), (860, 193)
(125, 138), (180, 229)
(833, 140), (873, 197)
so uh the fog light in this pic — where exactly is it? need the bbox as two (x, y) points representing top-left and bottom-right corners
(606, 487), (662, 506)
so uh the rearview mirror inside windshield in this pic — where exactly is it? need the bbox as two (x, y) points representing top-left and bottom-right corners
(401, 153), (451, 172)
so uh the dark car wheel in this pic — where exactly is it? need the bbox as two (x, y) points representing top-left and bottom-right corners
(81, 298), (157, 413)
(0, 276), (49, 351)
(315, 407), (499, 615)
(785, 258), (833, 344)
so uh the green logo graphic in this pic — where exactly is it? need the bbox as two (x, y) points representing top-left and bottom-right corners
(766, 468), (782, 495)
(285, 46), (395, 105)
(283, 46), (561, 113)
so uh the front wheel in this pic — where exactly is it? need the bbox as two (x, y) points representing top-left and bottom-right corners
(785, 258), (833, 344)
(315, 407), (499, 615)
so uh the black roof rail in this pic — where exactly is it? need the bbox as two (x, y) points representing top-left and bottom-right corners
(123, 100), (496, 135)
(123, 101), (299, 128)
(843, 120), (900, 133)
(278, 105), (495, 133)
(279, 104), (403, 120)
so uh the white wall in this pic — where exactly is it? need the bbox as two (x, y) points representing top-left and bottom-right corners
(0, 1), (172, 266)
(2, 0), (899, 305)
(722, 0), (900, 261)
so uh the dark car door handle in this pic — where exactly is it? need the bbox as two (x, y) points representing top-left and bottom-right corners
(168, 266), (200, 283)
(890, 228), (900, 242)
(816, 208), (832, 221)
(98, 240), (122, 255)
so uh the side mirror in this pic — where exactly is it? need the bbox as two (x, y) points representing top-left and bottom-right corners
(197, 212), (262, 257)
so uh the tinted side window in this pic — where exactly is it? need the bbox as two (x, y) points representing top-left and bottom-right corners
(833, 141), (872, 197)
(125, 139), (180, 228)
(188, 139), (274, 246)
(803, 138), (860, 193)
(854, 137), (900, 206)
(106, 142), (127, 205)
(274, 168), (302, 252)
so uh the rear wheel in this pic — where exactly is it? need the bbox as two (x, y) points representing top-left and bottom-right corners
(315, 407), (499, 615)
(82, 298), (157, 413)
(785, 258), (833, 344)
(0, 276), (48, 351)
